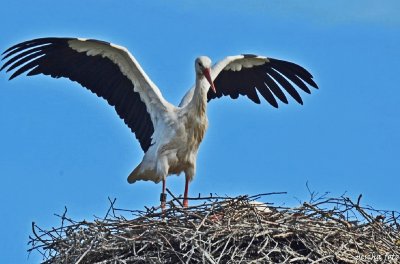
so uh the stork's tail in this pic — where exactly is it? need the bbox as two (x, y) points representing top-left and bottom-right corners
(127, 166), (140, 184)
(127, 163), (161, 184)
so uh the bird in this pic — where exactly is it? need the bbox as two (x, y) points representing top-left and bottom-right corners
(1, 37), (318, 208)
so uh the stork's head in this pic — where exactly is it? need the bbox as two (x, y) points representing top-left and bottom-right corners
(195, 56), (216, 93)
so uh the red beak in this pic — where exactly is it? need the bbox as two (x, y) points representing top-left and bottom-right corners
(203, 68), (216, 93)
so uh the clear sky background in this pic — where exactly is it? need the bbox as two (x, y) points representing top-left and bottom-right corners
(1, 1), (399, 263)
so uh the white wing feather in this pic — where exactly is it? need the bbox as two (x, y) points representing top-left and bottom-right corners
(68, 39), (176, 125)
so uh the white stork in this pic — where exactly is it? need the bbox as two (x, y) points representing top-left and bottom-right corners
(1, 37), (318, 208)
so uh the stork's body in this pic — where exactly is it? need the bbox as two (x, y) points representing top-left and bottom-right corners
(127, 57), (213, 207)
(129, 105), (208, 186)
(1, 38), (318, 208)
(129, 109), (207, 207)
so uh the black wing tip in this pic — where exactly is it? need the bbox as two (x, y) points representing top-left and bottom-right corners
(293, 95), (304, 105)
(281, 98), (289, 105)
(269, 57), (319, 90)
(2, 37), (110, 60)
(310, 79), (319, 89)
(2, 37), (72, 55)
(1, 37), (74, 78)
(9, 72), (19, 80)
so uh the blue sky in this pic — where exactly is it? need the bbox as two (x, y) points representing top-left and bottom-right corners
(1, 1), (399, 263)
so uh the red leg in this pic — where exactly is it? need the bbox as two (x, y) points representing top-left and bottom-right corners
(183, 175), (189, 208)
(160, 178), (167, 211)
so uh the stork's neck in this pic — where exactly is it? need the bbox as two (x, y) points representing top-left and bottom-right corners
(187, 74), (208, 117)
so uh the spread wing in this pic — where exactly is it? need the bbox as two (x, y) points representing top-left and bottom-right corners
(209, 54), (318, 107)
(180, 54), (318, 108)
(1, 37), (174, 152)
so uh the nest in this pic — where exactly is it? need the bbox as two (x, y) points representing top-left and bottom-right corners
(29, 190), (400, 263)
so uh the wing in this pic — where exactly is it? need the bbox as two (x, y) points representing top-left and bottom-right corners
(1, 37), (174, 152)
(207, 54), (318, 108)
